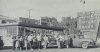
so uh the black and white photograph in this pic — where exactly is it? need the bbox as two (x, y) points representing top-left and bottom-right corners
(0, 0), (100, 52)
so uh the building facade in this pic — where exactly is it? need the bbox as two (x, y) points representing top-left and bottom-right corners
(0, 16), (64, 46)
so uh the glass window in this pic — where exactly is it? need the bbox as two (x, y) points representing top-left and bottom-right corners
(2, 20), (6, 24)
(7, 26), (18, 37)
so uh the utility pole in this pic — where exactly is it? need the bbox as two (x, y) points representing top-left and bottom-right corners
(28, 9), (32, 19)
(27, 9), (32, 35)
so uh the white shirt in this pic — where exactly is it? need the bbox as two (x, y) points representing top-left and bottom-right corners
(19, 37), (23, 41)
(64, 35), (68, 40)
(44, 36), (48, 41)
(36, 35), (41, 41)
(28, 35), (33, 41)
(59, 35), (64, 41)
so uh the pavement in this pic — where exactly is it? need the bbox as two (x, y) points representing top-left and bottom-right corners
(0, 48), (100, 52)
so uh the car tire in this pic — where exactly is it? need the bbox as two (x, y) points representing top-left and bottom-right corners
(82, 42), (88, 49)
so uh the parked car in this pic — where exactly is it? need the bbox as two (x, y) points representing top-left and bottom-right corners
(72, 35), (96, 49)
(47, 35), (57, 47)
(0, 36), (4, 49)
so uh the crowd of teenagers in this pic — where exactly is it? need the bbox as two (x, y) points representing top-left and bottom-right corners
(12, 32), (73, 51)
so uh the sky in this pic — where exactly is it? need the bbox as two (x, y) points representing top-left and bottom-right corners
(0, 0), (100, 21)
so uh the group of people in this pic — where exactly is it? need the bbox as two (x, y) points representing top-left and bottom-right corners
(12, 36), (24, 50)
(12, 33), (73, 51)
(12, 33), (48, 50)
(53, 34), (73, 48)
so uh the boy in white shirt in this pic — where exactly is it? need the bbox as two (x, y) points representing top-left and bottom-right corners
(43, 35), (48, 49)
(36, 33), (41, 50)
(27, 34), (33, 50)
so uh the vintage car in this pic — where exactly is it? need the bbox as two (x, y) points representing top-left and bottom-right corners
(46, 35), (66, 48)
(72, 35), (96, 49)
(47, 35), (58, 47)
(0, 36), (4, 49)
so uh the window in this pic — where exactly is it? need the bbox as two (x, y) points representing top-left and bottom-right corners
(2, 20), (6, 24)
(7, 26), (18, 37)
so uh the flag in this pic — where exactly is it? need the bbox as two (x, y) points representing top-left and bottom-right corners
(80, 0), (85, 4)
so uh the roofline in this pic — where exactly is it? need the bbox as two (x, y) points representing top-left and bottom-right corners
(0, 23), (18, 27)
(18, 23), (64, 31)
(0, 23), (64, 31)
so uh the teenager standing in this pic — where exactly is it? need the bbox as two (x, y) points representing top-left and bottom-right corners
(27, 34), (33, 50)
(36, 33), (41, 50)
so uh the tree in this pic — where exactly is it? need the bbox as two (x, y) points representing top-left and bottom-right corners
(61, 17), (77, 35)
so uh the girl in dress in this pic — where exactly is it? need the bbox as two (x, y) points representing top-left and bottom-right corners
(19, 36), (23, 50)
(15, 36), (19, 50)
(24, 36), (28, 50)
